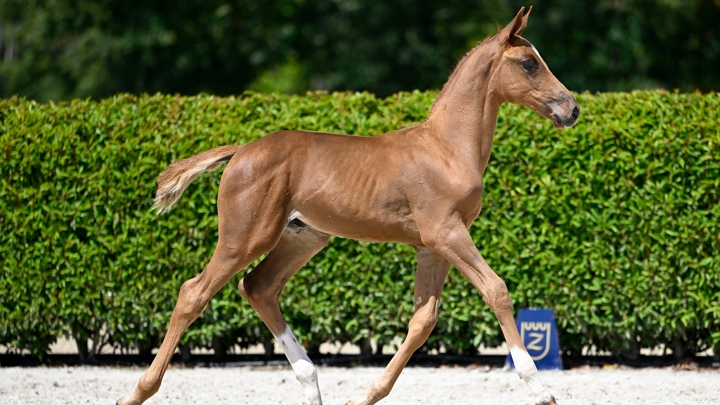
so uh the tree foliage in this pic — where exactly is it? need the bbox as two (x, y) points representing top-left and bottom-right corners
(1, 0), (719, 101)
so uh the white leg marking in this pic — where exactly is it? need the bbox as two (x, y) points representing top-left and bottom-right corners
(510, 347), (553, 401)
(276, 325), (322, 405)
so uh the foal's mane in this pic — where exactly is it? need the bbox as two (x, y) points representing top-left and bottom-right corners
(428, 37), (493, 117)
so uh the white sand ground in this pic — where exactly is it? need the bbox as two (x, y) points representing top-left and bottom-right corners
(1, 365), (718, 405)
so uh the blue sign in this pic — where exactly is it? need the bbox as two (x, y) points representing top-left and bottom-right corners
(506, 308), (562, 370)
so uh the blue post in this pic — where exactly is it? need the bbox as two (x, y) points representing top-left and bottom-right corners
(506, 308), (562, 370)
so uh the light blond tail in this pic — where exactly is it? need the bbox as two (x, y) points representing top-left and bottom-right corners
(152, 145), (242, 213)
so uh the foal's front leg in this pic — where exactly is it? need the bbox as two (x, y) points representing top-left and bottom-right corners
(346, 247), (450, 405)
(424, 221), (557, 405)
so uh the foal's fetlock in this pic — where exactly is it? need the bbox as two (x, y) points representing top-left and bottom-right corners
(536, 396), (558, 405)
(345, 397), (369, 405)
(116, 394), (146, 405)
(299, 394), (322, 405)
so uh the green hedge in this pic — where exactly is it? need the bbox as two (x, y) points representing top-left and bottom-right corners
(1, 91), (719, 360)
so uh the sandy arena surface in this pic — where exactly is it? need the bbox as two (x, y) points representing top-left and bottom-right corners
(1, 365), (719, 405)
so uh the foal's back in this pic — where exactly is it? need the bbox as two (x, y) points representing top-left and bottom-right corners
(220, 128), (426, 244)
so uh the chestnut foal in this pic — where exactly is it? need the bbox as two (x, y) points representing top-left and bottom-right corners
(118, 7), (578, 405)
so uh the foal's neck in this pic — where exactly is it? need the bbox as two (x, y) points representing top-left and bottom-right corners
(426, 40), (502, 173)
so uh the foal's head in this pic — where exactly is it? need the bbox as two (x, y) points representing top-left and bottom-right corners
(491, 7), (579, 128)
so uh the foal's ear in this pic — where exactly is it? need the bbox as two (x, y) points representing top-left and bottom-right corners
(499, 6), (530, 44)
(516, 5), (532, 36)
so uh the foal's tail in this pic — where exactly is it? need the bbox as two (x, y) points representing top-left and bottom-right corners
(152, 145), (242, 213)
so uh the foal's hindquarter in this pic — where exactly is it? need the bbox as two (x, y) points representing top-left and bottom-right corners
(119, 7), (578, 405)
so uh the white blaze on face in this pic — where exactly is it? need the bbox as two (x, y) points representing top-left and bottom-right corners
(275, 325), (323, 405)
(531, 44), (542, 60)
(510, 347), (553, 400)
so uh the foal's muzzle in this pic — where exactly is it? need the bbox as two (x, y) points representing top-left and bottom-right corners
(550, 97), (580, 128)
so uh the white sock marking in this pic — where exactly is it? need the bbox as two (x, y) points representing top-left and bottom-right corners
(510, 347), (553, 400)
(275, 326), (322, 405)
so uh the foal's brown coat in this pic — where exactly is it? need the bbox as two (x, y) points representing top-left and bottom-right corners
(118, 7), (578, 405)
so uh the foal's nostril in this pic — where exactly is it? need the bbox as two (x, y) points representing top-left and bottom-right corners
(571, 106), (579, 122)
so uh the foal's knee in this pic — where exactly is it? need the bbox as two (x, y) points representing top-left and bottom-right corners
(136, 374), (162, 397)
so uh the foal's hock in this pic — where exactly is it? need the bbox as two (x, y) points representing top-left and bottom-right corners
(117, 7), (579, 405)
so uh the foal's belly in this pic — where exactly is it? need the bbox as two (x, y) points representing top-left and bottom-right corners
(290, 198), (422, 244)
(289, 175), (485, 244)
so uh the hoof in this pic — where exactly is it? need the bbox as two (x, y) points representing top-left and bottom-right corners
(536, 396), (558, 405)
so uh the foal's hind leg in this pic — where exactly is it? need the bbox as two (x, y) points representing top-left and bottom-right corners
(347, 247), (450, 405)
(117, 182), (289, 405)
(239, 221), (330, 405)
(116, 240), (279, 405)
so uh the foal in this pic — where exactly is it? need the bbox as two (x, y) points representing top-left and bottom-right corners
(118, 7), (578, 405)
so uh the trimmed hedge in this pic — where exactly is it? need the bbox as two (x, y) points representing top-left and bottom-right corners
(1, 91), (719, 360)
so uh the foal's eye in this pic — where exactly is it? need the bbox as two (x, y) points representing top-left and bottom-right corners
(522, 60), (535, 71)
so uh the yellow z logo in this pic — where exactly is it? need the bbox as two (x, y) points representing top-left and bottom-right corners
(520, 322), (552, 360)
(527, 332), (545, 351)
